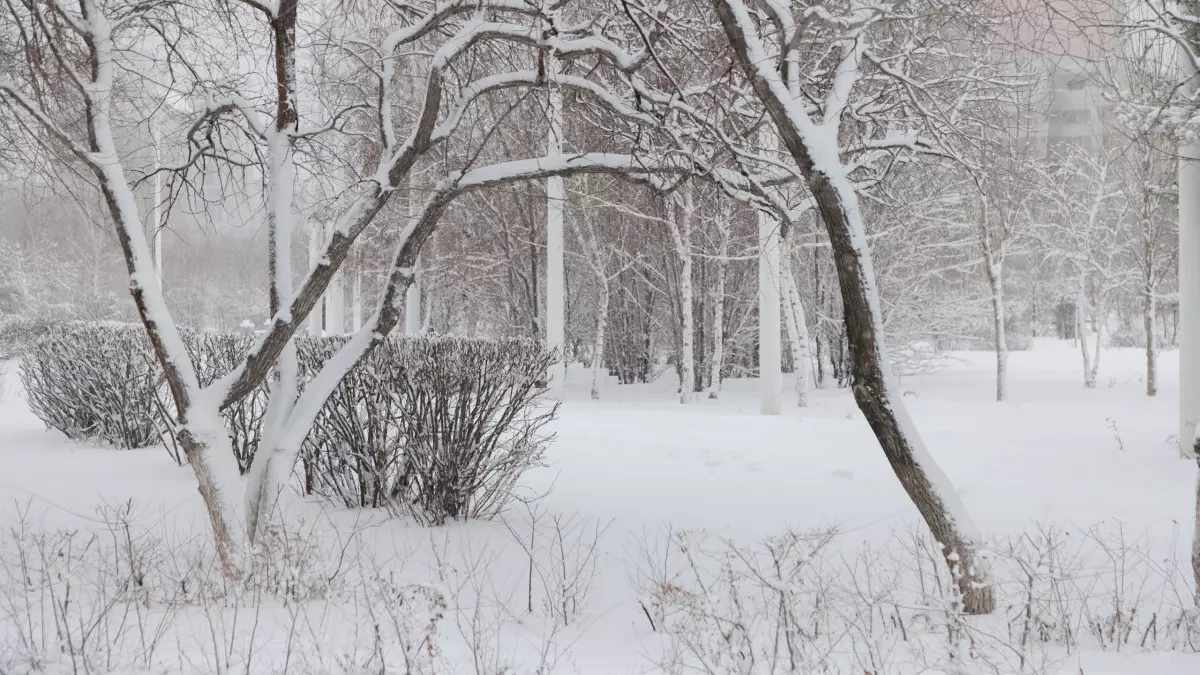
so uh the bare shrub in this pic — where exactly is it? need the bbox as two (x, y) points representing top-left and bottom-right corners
(640, 523), (1200, 675)
(298, 335), (406, 507)
(301, 336), (557, 525)
(391, 337), (557, 525)
(504, 498), (611, 627)
(19, 321), (160, 448)
(0, 502), (448, 674)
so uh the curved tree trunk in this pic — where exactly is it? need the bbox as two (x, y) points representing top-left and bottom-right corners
(713, 0), (993, 614)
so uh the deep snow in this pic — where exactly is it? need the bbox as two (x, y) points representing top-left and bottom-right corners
(0, 339), (1197, 673)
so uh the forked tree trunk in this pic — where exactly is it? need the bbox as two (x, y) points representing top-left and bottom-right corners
(177, 420), (245, 577)
(713, 0), (993, 614)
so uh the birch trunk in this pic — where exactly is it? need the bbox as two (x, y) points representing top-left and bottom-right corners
(759, 207), (783, 415)
(545, 46), (566, 398)
(1145, 285), (1157, 397)
(326, 269), (345, 334)
(1180, 137), (1200, 453)
(351, 270), (363, 331)
(592, 278), (609, 400)
(672, 187), (697, 404)
(1078, 270), (1097, 389)
(708, 237), (727, 399)
(983, 247), (1007, 402)
(405, 278), (422, 334)
(780, 243), (810, 407)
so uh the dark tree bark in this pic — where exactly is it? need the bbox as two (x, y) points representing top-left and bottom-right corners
(712, 0), (994, 614)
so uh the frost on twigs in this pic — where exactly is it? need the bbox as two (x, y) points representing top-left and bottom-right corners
(19, 321), (160, 449)
(637, 523), (1200, 674)
(20, 322), (556, 528)
(300, 334), (558, 525)
(0, 502), (452, 674)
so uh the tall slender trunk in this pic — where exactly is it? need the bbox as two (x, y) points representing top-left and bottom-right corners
(1145, 284), (1157, 397)
(983, 244), (1006, 402)
(759, 206), (783, 415)
(351, 269), (363, 331)
(1193, 458), (1200, 606)
(707, 238), (727, 399)
(780, 243), (810, 407)
(592, 278), (609, 400)
(672, 187), (697, 404)
(1078, 269), (1097, 389)
(545, 42), (566, 398)
(405, 277), (422, 334)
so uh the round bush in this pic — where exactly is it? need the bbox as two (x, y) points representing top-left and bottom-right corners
(20, 322), (160, 449)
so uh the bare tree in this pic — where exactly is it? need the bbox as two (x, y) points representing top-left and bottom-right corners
(698, 0), (1015, 613)
(0, 0), (686, 573)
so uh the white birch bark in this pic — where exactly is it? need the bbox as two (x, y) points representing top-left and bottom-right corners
(707, 235), (727, 399)
(759, 206), (783, 415)
(780, 241), (810, 407)
(1077, 269), (1100, 389)
(152, 125), (163, 288)
(545, 48), (566, 399)
(405, 278), (422, 334)
(591, 278), (608, 400)
(1181, 138), (1200, 455)
(351, 269), (363, 331)
(326, 268), (345, 335)
(983, 247), (1007, 402)
(670, 186), (697, 404)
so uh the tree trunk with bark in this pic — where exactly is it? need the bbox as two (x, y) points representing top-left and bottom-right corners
(713, 0), (994, 614)
(983, 247), (1007, 402)
(781, 243), (811, 407)
(1145, 285), (1157, 397)
(708, 239), (727, 399)
(671, 187), (698, 404)
(592, 278), (609, 400)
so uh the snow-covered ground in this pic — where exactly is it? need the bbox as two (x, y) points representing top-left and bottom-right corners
(0, 340), (1197, 674)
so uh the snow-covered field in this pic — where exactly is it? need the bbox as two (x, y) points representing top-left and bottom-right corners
(1, 340), (1197, 674)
